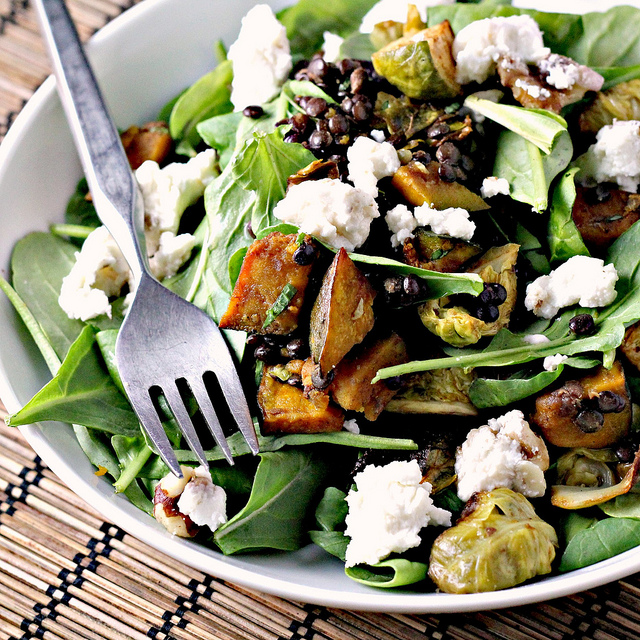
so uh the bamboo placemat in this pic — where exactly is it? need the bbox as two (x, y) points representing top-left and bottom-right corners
(3, 0), (640, 638)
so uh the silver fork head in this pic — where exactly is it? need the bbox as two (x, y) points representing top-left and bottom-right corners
(116, 275), (259, 478)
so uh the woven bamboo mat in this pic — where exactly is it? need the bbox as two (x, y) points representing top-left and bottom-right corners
(3, 0), (640, 638)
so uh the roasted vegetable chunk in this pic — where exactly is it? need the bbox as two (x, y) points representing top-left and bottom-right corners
(403, 229), (482, 273)
(120, 121), (173, 170)
(392, 161), (489, 212)
(220, 233), (315, 335)
(419, 244), (519, 347)
(372, 21), (461, 100)
(330, 333), (409, 421)
(309, 248), (376, 375)
(386, 367), (477, 415)
(258, 362), (344, 434)
(622, 321), (640, 370)
(572, 185), (640, 251)
(579, 79), (640, 134)
(530, 361), (631, 449)
(428, 488), (558, 593)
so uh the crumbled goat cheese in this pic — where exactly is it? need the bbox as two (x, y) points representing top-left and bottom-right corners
(386, 204), (418, 248)
(58, 226), (132, 321)
(514, 78), (551, 99)
(177, 466), (227, 533)
(455, 410), (549, 502)
(414, 204), (476, 241)
(453, 15), (550, 85)
(343, 419), (360, 434)
(525, 255), (619, 319)
(59, 150), (215, 321)
(347, 136), (401, 199)
(481, 176), (510, 198)
(523, 333), (551, 345)
(370, 129), (386, 143)
(227, 4), (292, 110)
(273, 178), (379, 251)
(539, 53), (582, 90)
(322, 31), (344, 64)
(345, 460), (451, 567)
(359, 0), (454, 33)
(577, 120), (640, 193)
(543, 353), (568, 372)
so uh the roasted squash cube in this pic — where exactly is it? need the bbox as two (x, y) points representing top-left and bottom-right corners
(120, 121), (173, 170)
(309, 248), (376, 375)
(220, 233), (315, 335)
(330, 333), (409, 421)
(392, 161), (489, 212)
(258, 364), (344, 434)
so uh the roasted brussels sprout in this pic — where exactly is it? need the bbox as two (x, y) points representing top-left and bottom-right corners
(385, 367), (477, 415)
(403, 229), (482, 273)
(621, 321), (640, 370)
(579, 79), (640, 134)
(372, 21), (461, 100)
(418, 244), (519, 347)
(428, 488), (558, 593)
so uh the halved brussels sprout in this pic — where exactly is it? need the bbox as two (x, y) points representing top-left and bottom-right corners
(403, 229), (482, 273)
(428, 488), (558, 594)
(372, 21), (461, 100)
(579, 79), (640, 134)
(385, 367), (477, 415)
(418, 244), (519, 347)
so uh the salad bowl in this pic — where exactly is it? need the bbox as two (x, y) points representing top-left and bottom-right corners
(2, 0), (640, 614)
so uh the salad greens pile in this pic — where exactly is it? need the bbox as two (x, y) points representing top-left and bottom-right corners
(8, 0), (640, 594)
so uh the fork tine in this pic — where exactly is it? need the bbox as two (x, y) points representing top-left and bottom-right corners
(125, 384), (183, 478)
(188, 377), (234, 465)
(162, 382), (209, 470)
(215, 369), (259, 455)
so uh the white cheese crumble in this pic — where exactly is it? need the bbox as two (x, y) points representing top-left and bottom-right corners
(343, 419), (360, 434)
(386, 204), (418, 248)
(543, 353), (568, 372)
(481, 176), (510, 199)
(414, 204), (476, 241)
(539, 53), (582, 90)
(513, 78), (551, 99)
(359, 0), (455, 33)
(322, 31), (344, 64)
(523, 333), (551, 345)
(347, 136), (401, 199)
(59, 150), (216, 321)
(273, 178), (379, 251)
(344, 460), (451, 567)
(525, 255), (619, 319)
(176, 466), (227, 533)
(227, 4), (292, 110)
(370, 129), (386, 143)
(578, 120), (640, 193)
(453, 15), (550, 85)
(455, 410), (549, 502)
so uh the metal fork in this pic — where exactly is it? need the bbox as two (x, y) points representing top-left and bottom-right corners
(34, 0), (259, 477)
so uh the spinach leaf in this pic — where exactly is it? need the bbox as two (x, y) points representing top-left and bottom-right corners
(548, 167), (590, 263)
(196, 111), (243, 169)
(494, 130), (572, 213)
(559, 517), (640, 572)
(308, 486), (349, 560)
(283, 80), (337, 105)
(214, 450), (329, 553)
(169, 59), (233, 156)
(65, 178), (100, 229)
(309, 531), (349, 560)
(600, 492), (640, 518)
(50, 224), (94, 240)
(469, 356), (600, 409)
(74, 425), (120, 478)
(11, 232), (85, 361)
(232, 131), (316, 233)
(262, 284), (298, 330)
(7, 326), (139, 437)
(339, 32), (376, 61)
(464, 96), (567, 155)
(278, 0), (377, 61)
(112, 435), (153, 493)
(596, 64), (640, 91)
(345, 559), (428, 588)
(427, 0), (516, 33)
(560, 511), (599, 546)
(514, 223), (550, 276)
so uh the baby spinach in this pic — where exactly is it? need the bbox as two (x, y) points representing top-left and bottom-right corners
(309, 486), (349, 560)
(600, 493), (640, 518)
(559, 517), (640, 572)
(112, 434), (153, 493)
(169, 59), (234, 156)
(278, 0), (377, 61)
(464, 96), (567, 155)
(7, 326), (139, 437)
(339, 32), (376, 62)
(345, 559), (428, 589)
(493, 130), (572, 213)
(50, 224), (94, 240)
(427, 0), (516, 33)
(548, 167), (590, 263)
(74, 425), (120, 478)
(65, 178), (100, 229)
(214, 450), (329, 553)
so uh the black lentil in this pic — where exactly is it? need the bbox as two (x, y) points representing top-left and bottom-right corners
(575, 409), (605, 433)
(596, 390), (627, 414)
(304, 97), (328, 118)
(293, 241), (317, 265)
(243, 105), (264, 119)
(569, 313), (596, 336)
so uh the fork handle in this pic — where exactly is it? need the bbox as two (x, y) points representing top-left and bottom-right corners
(34, 0), (149, 284)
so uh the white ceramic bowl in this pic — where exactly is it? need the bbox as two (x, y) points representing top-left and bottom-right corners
(2, 0), (640, 614)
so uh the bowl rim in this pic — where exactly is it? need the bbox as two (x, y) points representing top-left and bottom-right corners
(3, 0), (640, 615)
